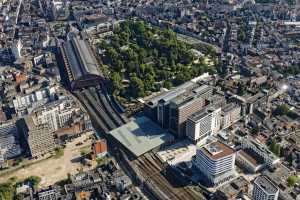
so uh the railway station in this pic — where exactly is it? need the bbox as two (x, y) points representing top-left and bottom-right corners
(60, 33), (102, 90)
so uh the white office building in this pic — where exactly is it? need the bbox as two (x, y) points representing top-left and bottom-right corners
(186, 107), (221, 145)
(193, 141), (236, 186)
(252, 176), (279, 200)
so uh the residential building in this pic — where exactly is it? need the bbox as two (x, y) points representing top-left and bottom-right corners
(34, 99), (79, 132)
(0, 121), (22, 160)
(193, 141), (236, 186)
(252, 176), (279, 200)
(92, 139), (108, 159)
(12, 86), (58, 116)
(241, 137), (280, 168)
(37, 186), (60, 200)
(186, 106), (221, 144)
(221, 103), (242, 129)
(236, 149), (264, 173)
(215, 176), (249, 200)
(17, 115), (56, 158)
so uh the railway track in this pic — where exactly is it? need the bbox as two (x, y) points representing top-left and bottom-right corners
(96, 89), (125, 126)
(73, 90), (110, 133)
(74, 86), (127, 132)
(82, 89), (117, 130)
(134, 154), (201, 200)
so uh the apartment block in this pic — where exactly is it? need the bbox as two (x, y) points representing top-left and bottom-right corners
(241, 137), (280, 168)
(17, 115), (56, 158)
(252, 176), (279, 200)
(34, 99), (80, 132)
(221, 103), (242, 129)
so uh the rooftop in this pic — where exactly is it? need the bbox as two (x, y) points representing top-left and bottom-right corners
(217, 176), (249, 197)
(170, 84), (210, 107)
(202, 141), (235, 160)
(254, 175), (279, 195)
(222, 103), (239, 113)
(109, 117), (174, 157)
(238, 149), (264, 167)
(63, 34), (100, 81)
(147, 81), (195, 107)
(189, 107), (213, 122)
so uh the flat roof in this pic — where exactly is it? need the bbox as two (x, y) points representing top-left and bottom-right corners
(170, 84), (212, 107)
(202, 141), (235, 160)
(189, 108), (211, 122)
(156, 140), (196, 164)
(222, 103), (239, 113)
(254, 175), (278, 195)
(146, 81), (195, 106)
(109, 116), (174, 157)
(217, 176), (249, 196)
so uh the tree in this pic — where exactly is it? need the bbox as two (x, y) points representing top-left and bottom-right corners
(144, 74), (155, 91)
(100, 20), (220, 100)
(110, 72), (123, 94)
(54, 148), (64, 159)
(130, 76), (145, 98)
(269, 139), (282, 157)
(0, 183), (14, 200)
(274, 144), (281, 157)
(163, 80), (172, 89)
(274, 104), (290, 116)
(251, 126), (260, 135)
(269, 139), (276, 153)
(14, 193), (25, 200)
(287, 176), (298, 187)
(174, 73), (188, 85)
(25, 176), (41, 189)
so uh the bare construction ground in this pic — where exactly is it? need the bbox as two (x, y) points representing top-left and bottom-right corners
(0, 131), (96, 188)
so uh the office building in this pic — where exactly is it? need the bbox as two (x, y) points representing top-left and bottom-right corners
(168, 96), (205, 138)
(193, 141), (236, 186)
(145, 81), (213, 137)
(145, 81), (195, 128)
(17, 115), (56, 158)
(186, 106), (221, 144)
(252, 176), (279, 200)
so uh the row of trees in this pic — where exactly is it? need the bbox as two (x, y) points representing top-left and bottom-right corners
(99, 20), (218, 99)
